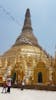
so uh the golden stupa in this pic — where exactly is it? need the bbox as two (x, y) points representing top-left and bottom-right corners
(0, 9), (56, 88)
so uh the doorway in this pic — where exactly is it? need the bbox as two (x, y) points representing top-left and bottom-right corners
(38, 72), (43, 83)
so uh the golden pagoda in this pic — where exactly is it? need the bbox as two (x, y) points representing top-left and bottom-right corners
(0, 9), (56, 88)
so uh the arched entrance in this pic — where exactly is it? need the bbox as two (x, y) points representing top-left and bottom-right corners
(38, 72), (42, 83)
(34, 61), (48, 84)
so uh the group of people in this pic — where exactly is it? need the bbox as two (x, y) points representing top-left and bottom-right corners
(1, 77), (25, 93)
(2, 76), (12, 93)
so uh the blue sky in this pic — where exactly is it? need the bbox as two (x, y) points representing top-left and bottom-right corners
(0, 0), (56, 56)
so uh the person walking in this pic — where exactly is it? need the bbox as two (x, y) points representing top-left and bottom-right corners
(7, 77), (12, 93)
(2, 80), (7, 93)
(21, 80), (25, 90)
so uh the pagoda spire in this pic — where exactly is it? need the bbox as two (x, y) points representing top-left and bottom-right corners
(14, 8), (38, 46)
(22, 8), (33, 32)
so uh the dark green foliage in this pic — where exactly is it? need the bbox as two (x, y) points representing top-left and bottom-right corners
(11, 72), (16, 84)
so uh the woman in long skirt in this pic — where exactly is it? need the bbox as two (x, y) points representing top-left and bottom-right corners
(2, 81), (7, 93)
(7, 78), (11, 93)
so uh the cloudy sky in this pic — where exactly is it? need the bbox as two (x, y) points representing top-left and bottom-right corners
(0, 0), (56, 56)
